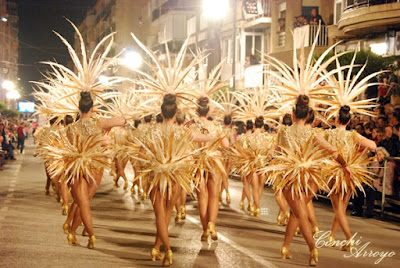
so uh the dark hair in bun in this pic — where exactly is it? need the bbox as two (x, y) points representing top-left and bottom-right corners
(246, 120), (254, 130)
(156, 113), (163, 123)
(79, 91), (93, 114)
(65, 115), (74, 125)
(223, 114), (232, 126)
(294, 95), (310, 120)
(197, 96), (210, 117)
(305, 108), (315, 125)
(255, 116), (264, 128)
(282, 113), (292, 126)
(144, 115), (152, 123)
(338, 105), (351, 125)
(161, 94), (177, 119)
(134, 119), (141, 128)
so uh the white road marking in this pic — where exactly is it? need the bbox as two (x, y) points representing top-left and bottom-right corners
(186, 215), (278, 268)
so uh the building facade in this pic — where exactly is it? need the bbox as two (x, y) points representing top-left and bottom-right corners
(77, 0), (400, 90)
(0, 0), (19, 104)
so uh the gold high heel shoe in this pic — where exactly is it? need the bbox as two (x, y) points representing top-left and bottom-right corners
(150, 248), (163, 261)
(340, 239), (353, 251)
(208, 222), (218, 240)
(162, 250), (173, 266)
(309, 248), (319, 266)
(277, 214), (284, 226)
(142, 192), (147, 200)
(295, 227), (300, 236)
(239, 201), (244, 210)
(82, 228), (89, 237)
(219, 194), (223, 202)
(328, 235), (335, 247)
(280, 246), (293, 259)
(67, 233), (78, 245)
(175, 212), (182, 223)
(312, 226), (320, 238)
(248, 203), (255, 214)
(55, 194), (61, 202)
(283, 211), (290, 225)
(226, 192), (231, 204)
(113, 180), (118, 187)
(181, 206), (186, 219)
(62, 204), (69, 215)
(131, 186), (136, 194)
(87, 235), (96, 249)
(201, 230), (210, 241)
(63, 223), (69, 234)
(252, 208), (260, 217)
(124, 181), (129, 190)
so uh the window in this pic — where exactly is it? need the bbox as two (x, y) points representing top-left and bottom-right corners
(334, 0), (343, 24)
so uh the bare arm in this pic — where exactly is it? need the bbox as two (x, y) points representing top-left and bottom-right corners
(354, 133), (377, 151)
(98, 117), (125, 130)
(313, 132), (339, 159)
(192, 132), (213, 143)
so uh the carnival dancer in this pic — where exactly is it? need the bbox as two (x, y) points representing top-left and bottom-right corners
(322, 52), (380, 250)
(263, 29), (350, 265)
(33, 20), (127, 249)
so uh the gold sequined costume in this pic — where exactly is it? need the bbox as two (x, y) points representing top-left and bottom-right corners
(229, 132), (275, 178)
(130, 124), (199, 200)
(190, 120), (226, 184)
(324, 128), (374, 197)
(263, 125), (331, 197)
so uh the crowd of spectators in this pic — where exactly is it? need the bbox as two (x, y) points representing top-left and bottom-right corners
(0, 115), (31, 170)
(293, 8), (325, 29)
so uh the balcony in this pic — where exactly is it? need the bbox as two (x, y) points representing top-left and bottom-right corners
(243, 0), (272, 29)
(157, 13), (187, 44)
(338, 0), (400, 36)
(293, 25), (328, 49)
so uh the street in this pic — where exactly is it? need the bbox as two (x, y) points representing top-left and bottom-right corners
(0, 139), (399, 268)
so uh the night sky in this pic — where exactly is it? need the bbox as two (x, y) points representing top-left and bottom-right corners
(15, 0), (96, 100)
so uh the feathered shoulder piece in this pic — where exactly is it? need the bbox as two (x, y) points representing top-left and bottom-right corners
(323, 48), (385, 120)
(33, 19), (124, 123)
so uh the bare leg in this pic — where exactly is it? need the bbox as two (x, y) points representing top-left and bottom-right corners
(330, 192), (352, 240)
(196, 178), (209, 231)
(151, 189), (171, 251)
(207, 173), (221, 224)
(154, 184), (182, 250)
(275, 191), (288, 217)
(283, 189), (315, 251)
(61, 182), (71, 207)
(70, 171), (102, 236)
(250, 173), (260, 209)
(243, 175), (252, 205)
(330, 216), (339, 238)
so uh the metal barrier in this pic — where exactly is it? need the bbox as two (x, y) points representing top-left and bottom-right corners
(380, 156), (400, 216)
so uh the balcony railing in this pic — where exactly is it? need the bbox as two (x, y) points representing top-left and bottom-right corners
(344, 0), (400, 11)
(294, 25), (328, 49)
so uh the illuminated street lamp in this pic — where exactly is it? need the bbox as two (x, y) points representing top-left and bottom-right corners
(370, 43), (387, 56)
(202, 0), (230, 20)
(120, 50), (143, 70)
(2, 80), (15, 91)
(6, 89), (20, 100)
(1, 17), (7, 22)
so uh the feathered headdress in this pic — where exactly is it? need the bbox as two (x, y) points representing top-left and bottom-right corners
(264, 27), (348, 114)
(323, 47), (384, 120)
(130, 33), (207, 108)
(232, 87), (281, 124)
(33, 19), (125, 122)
